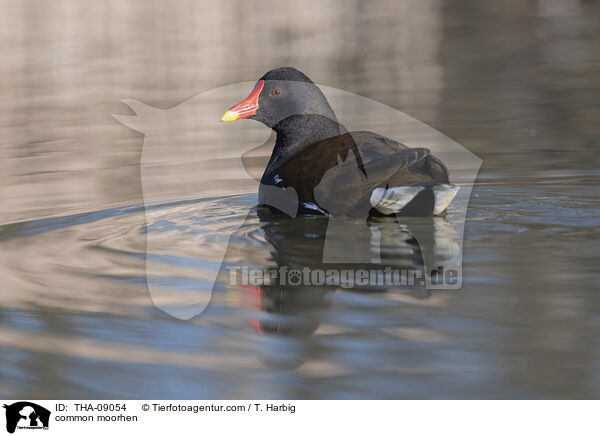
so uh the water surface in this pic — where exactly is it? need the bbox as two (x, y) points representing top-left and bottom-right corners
(1, 0), (599, 399)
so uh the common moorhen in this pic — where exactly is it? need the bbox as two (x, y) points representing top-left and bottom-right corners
(222, 67), (458, 217)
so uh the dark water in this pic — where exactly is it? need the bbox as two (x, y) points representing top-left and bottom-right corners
(2, 177), (598, 399)
(1, 1), (599, 399)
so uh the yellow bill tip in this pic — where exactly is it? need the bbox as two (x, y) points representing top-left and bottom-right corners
(220, 110), (240, 122)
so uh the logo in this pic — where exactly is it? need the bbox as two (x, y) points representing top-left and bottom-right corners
(3, 402), (50, 434)
(114, 80), (481, 320)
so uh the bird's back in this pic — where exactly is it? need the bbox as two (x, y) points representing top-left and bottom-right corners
(259, 131), (455, 216)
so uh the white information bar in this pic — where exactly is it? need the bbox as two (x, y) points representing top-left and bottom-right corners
(1, 400), (597, 436)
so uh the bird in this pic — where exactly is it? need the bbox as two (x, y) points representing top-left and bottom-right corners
(221, 67), (458, 217)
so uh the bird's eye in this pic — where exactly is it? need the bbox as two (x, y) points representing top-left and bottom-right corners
(272, 88), (282, 96)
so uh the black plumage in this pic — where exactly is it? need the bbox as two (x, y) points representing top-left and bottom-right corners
(222, 67), (456, 217)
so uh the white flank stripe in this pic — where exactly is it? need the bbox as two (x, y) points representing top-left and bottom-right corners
(369, 186), (425, 215)
(302, 202), (327, 214)
(432, 184), (460, 215)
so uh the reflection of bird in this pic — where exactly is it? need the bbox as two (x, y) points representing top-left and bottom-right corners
(222, 67), (458, 217)
(233, 212), (458, 345)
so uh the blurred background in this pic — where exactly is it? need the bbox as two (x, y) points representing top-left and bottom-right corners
(0, 0), (599, 398)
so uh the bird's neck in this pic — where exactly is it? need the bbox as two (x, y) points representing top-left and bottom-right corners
(264, 115), (341, 176)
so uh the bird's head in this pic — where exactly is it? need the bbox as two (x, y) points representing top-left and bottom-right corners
(221, 67), (337, 129)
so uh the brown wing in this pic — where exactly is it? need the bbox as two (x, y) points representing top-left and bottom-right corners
(313, 145), (433, 216)
(274, 131), (444, 215)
